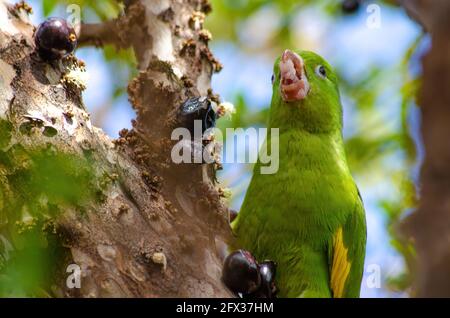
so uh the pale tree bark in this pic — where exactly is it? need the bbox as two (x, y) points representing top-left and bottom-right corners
(398, 0), (450, 297)
(0, 0), (232, 297)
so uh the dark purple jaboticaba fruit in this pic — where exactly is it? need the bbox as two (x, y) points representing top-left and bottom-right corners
(34, 17), (77, 60)
(256, 260), (278, 298)
(179, 96), (216, 136)
(222, 250), (261, 295)
(342, 0), (360, 14)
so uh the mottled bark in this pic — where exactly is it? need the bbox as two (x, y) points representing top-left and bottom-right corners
(399, 0), (450, 297)
(0, 0), (232, 297)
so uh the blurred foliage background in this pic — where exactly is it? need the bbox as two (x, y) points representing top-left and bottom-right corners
(4, 0), (427, 297)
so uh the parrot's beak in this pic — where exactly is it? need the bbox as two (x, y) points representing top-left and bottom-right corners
(279, 50), (310, 102)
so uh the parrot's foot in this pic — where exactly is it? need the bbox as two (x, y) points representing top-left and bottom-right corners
(228, 209), (238, 223)
(221, 250), (278, 298)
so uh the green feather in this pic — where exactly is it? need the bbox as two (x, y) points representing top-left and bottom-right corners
(232, 50), (367, 298)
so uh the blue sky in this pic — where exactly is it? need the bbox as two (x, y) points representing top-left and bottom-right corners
(26, 0), (423, 297)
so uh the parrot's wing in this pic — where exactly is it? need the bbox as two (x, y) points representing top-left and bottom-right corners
(328, 187), (367, 298)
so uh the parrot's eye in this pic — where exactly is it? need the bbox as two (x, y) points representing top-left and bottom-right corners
(271, 74), (275, 84)
(315, 65), (327, 79)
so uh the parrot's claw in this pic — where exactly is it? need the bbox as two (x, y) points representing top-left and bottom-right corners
(228, 209), (238, 223)
(222, 250), (278, 298)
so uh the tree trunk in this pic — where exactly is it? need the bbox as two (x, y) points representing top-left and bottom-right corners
(399, 0), (450, 297)
(0, 0), (232, 297)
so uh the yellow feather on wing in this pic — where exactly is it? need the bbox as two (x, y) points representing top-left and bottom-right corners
(331, 227), (351, 298)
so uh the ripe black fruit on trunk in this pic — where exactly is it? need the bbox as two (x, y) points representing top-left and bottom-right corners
(34, 17), (77, 60)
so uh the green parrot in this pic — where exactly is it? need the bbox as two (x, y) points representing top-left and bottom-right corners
(231, 49), (367, 298)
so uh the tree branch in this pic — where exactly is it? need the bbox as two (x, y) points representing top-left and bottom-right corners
(397, 0), (430, 32)
(398, 0), (450, 297)
(78, 20), (128, 48)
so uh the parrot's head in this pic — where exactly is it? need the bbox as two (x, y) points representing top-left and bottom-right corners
(270, 49), (342, 134)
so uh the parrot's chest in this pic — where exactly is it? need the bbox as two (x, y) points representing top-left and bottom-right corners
(278, 169), (354, 217)
(243, 133), (357, 239)
(247, 168), (355, 255)
(279, 136), (355, 211)
(264, 153), (356, 231)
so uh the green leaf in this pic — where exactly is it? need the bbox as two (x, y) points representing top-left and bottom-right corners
(42, 0), (58, 17)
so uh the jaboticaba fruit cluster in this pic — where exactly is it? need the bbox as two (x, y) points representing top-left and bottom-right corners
(222, 249), (278, 298)
(34, 17), (77, 60)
